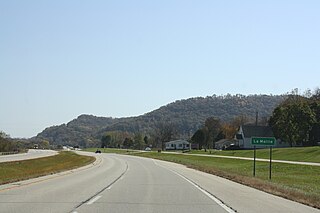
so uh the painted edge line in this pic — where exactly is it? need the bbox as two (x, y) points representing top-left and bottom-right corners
(153, 159), (236, 213)
(70, 161), (129, 212)
(172, 170), (236, 213)
(86, 195), (102, 205)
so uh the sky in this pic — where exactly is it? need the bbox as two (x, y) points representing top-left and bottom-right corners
(1, 0), (320, 138)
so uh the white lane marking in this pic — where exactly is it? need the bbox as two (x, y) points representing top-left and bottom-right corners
(153, 159), (236, 213)
(171, 170), (236, 213)
(107, 186), (112, 190)
(86, 195), (102, 205)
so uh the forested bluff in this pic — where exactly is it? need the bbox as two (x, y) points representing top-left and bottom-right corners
(33, 94), (285, 148)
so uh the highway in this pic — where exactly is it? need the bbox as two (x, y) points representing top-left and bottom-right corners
(0, 149), (58, 163)
(0, 152), (318, 213)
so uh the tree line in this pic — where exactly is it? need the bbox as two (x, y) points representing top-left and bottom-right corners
(100, 131), (149, 150)
(190, 88), (320, 149)
(190, 115), (259, 150)
(0, 131), (32, 152)
(269, 89), (320, 146)
(100, 115), (257, 151)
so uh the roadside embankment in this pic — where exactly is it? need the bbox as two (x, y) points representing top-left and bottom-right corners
(0, 151), (95, 185)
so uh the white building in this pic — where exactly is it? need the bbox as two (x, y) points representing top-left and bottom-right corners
(165, 140), (190, 150)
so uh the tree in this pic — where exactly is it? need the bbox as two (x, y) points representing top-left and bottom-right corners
(100, 131), (132, 148)
(191, 129), (206, 149)
(154, 122), (177, 150)
(292, 102), (316, 146)
(133, 133), (144, 150)
(215, 130), (225, 141)
(204, 117), (222, 149)
(231, 115), (250, 127)
(220, 115), (250, 139)
(309, 100), (320, 145)
(123, 137), (133, 149)
(39, 140), (50, 149)
(0, 131), (9, 139)
(0, 132), (15, 152)
(221, 123), (237, 139)
(144, 136), (149, 146)
(269, 98), (316, 146)
(270, 106), (293, 146)
(311, 88), (320, 100)
(101, 135), (111, 148)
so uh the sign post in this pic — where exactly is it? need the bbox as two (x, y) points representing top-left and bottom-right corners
(251, 137), (275, 180)
(269, 146), (272, 179)
(253, 146), (256, 177)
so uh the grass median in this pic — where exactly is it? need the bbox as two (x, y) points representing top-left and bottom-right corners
(132, 151), (320, 209)
(0, 151), (95, 185)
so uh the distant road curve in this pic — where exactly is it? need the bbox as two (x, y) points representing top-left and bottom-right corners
(0, 149), (58, 163)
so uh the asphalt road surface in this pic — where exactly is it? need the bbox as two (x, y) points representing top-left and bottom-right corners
(0, 152), (318, 213)
(0, 149), (58, 163)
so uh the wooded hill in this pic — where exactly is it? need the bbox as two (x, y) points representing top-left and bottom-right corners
(33, 94), (286, 147)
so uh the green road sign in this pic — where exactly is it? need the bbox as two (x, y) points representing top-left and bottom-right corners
(251, 137), (276, 146)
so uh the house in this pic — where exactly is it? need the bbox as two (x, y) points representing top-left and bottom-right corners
(165, 140), (190, 150)
(236, 125), (274, 149)
(236, 125), (289, 149)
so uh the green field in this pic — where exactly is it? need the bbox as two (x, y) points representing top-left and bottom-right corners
(0, 151), (95, 185)
(131, 151), (320, 209)
(189, 146), (320, 163)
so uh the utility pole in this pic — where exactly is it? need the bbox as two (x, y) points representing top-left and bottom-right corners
(255, 111), (258, 126)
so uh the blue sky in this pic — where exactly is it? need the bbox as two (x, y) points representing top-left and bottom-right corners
(1, 0), (320, 138)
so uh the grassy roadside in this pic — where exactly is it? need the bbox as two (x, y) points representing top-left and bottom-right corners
(189, 146), (320, 163)
(131, 152), (320, 209)
(0, 151), (95, 185)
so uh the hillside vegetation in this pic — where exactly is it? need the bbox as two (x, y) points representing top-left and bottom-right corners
(33, 94), (285, 147)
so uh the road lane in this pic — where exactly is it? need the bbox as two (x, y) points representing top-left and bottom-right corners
(152, 157), (319, 213)
(0, 152), (318, 213)
(0, 149), (58, 163)
(0, 152), (127, 213)
(75, 155), (229, 213)
(0, 153), (228, 213)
